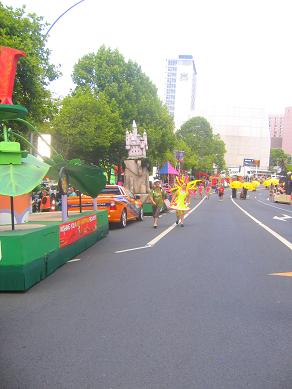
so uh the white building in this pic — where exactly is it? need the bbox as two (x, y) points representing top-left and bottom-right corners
(198, 106), (271, 171)
(164, 55), (197, 129)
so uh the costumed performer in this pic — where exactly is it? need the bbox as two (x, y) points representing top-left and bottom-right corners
(170, 176), (200, 227)
(198, 183), (204, 199)
(205, 183), (211, 199)
(190, 186), (197, 199)
(218, 185), (225, 200)
(149, 179), (167, 228)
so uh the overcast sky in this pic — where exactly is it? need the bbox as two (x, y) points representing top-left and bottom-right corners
(3, 0), (292, 115)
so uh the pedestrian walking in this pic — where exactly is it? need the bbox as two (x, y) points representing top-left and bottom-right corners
(198, 183), (204, 199)
(205, 183), (211, 199)
(191, 187), (197, 199)
(218, 185), (224, 201)
(269, 184), (275, 201)
(149, 179), (165, 228)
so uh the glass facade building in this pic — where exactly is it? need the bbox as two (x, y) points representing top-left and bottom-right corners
(164, 55), (197, 129)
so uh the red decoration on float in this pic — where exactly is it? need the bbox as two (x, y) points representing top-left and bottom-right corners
(0, 46), (26, 104)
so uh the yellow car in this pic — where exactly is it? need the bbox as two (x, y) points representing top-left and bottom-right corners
(67, 185), (144, 228)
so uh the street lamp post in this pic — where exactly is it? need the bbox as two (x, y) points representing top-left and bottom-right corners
(45, 0), (86, 37)
(28, 1), (86, 155)
(175, 150), (185, 175)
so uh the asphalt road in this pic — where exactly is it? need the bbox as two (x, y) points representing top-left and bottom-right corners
(1, 190), (292, 389)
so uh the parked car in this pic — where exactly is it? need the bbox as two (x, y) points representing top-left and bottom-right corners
(67, 185), (144, 228)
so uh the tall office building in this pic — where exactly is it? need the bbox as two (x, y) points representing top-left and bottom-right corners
(269, 115), (284, 149)
(282, 107), (292, 155)
(164, 55), (197, 129)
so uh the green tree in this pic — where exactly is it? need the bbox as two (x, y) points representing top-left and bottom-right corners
(176, 116), (226, 173)
(0, 3), (59, 123)
(51, 90), (122, 164)
(72, 46), (175, 167)
(174, 137), (198, 172)
(178, 117), (213, 153)
(270, 148), (290, 172)
(212, 134), (226, 172)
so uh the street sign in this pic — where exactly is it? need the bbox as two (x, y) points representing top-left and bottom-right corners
(243, 158), (255, 166)
(175, 150), (185, 162)
(243, 159), (260, 167)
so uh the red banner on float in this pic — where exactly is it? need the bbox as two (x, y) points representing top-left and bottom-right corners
(59, 214), (97, 248)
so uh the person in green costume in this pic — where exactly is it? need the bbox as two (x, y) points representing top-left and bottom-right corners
(149, 179), (166, 228)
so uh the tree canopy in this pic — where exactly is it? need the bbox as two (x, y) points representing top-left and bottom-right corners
(0, 2), (59, 123)
(52, 46), (176, 169)
(269, 148), (290, 173)
(51, 90), (122, 161)
(176, 116), (226, 173)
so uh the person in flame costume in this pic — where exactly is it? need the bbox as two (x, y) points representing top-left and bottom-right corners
(170, 176), (201, 227)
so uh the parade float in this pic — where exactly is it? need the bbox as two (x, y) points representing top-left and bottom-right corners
(123, 121), (154, 214)
(0, 46), (108, 291)
(263, 177), (292, 204)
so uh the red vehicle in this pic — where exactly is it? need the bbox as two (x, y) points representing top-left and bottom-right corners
(67, 185), (144, 228)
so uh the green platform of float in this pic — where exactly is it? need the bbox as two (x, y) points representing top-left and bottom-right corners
(0, 210), (108, 291)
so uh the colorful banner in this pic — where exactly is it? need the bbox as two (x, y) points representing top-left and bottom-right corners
(59, 214), (97, 248)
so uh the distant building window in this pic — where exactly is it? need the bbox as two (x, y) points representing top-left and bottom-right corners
(180, 73), (188, 81)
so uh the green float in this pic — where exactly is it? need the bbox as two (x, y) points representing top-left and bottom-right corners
(0, 46), (108, 291)
(0, 211), (108, 291)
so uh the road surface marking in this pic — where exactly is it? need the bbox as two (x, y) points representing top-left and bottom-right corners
(257, 199), (292, 213)
(231, 197), (292, 251)
(115, 197), (206, 253)
(115, 245), (151, 253)
(146, 197), (206, 247)
(67, 258), (81, 263)
(269, 272), (292, 277)
(273, 214), (292, 221)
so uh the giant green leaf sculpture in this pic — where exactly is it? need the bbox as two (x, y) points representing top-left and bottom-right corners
(0, 154), (50, 196)
(47, 158), (106, 198)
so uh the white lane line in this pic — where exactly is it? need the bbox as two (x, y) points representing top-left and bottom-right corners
(231, 197), (292, 251)
(257, 199), (292, 213)
(115, 197), (206, 253)
(115, 245), (151, 253)
(147, 197), (206, 247)
(67, 258), (81, 263)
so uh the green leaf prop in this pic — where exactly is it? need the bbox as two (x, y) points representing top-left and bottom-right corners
(7, 119), (106, 197)
(47, 158), (106, 198)
(0, 154), (50, 196)
(0, 104), (28, 120)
